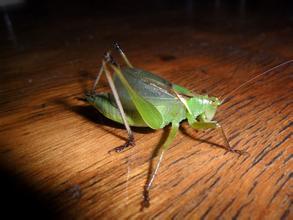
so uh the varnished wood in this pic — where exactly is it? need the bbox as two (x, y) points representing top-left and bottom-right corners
(0, 10), (292, 219)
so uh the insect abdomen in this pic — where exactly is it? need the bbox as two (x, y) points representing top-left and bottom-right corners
(87, 93), (148, 127)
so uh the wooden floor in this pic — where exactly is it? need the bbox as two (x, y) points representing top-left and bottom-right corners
(0, 9), (292, 219)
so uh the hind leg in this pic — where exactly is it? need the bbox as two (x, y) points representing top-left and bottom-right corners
(87, 93), (143, 152)
(113, 41), (133, 68)
(89, 51), (135, 152)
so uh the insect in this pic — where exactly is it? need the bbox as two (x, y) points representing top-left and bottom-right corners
(85, 42), (292, 207)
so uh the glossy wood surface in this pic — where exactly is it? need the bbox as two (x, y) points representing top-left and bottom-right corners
(0, 10), (292, 219)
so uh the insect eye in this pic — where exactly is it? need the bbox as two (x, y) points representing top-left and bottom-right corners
(210, 97), (221, 106)
(214, 100), (221, 106)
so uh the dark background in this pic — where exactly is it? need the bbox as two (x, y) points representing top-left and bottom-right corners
(1, 0), (292, 48)
(1, 0), (293, 20)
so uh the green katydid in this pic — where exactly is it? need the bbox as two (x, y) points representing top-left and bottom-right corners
(85, 42), (292, 207)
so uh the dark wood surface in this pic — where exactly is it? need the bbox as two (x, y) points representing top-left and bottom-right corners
(0, 10), (292, 219)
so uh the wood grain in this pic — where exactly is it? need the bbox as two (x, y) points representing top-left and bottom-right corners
(0, 11), (292, 219)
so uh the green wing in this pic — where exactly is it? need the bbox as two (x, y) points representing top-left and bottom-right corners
(111, 65), (164, 129)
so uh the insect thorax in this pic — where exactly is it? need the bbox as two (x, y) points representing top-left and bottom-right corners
(187, 95), (220, 121)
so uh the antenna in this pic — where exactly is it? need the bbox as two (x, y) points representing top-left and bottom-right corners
(221, 60), (293, 104)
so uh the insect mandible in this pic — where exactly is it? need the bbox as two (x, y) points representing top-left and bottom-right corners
(85, 42), (292, 207)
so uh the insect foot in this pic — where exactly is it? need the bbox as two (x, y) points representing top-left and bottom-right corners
(108, 135), (135, 154)
(141, 189), (150, 209)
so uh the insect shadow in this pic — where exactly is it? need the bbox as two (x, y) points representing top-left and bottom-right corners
(179, 125), (229, 152)
(55, 97), (154, 142)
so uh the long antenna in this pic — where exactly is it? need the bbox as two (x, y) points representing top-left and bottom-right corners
(221, 60), (293, 104)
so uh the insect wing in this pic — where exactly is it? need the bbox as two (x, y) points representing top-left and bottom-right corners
(112, 67), (187, 127)
(113, 68), (177, 108)
(111, 66), (165, 129)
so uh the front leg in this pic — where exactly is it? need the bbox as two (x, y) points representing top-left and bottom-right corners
(190, 121), (247, 155)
